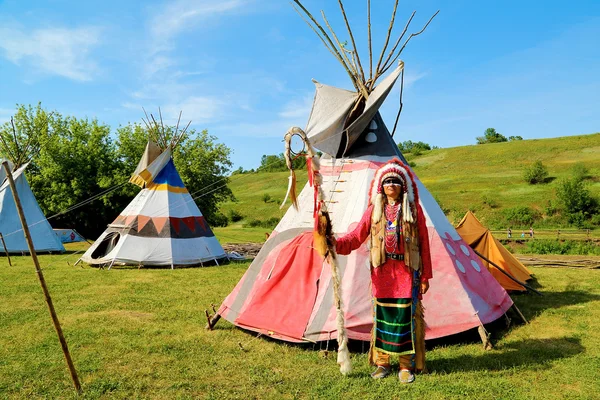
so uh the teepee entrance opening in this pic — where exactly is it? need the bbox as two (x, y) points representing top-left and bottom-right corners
(90, 232), (121, 260)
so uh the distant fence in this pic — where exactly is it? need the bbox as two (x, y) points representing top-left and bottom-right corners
(490, 229), (599, 241)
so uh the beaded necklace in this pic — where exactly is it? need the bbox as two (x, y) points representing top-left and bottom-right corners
(384, 202), (401, 253)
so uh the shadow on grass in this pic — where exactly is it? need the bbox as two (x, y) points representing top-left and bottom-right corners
(85, 258), (232, 270)
(429, 336), (584, 373)
(212, 291), (599, 359)
(513, 289), (600, 321)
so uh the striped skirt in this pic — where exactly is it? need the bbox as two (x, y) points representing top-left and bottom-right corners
(374, 298), (415, 356)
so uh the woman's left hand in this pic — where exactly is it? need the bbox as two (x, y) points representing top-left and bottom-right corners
(420, 281), (430, 295)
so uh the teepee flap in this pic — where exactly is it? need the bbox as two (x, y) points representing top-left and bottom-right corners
(305, 82), (358, 156)
(130, 147), (171, 188)
(343, 63), (403, 155)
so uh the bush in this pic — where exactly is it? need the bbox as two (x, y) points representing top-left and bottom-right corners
(556, 177), (599, 225)
(210, 213), (229, 227)
(522, 239), (600, 256)
(502, 206), (540, 227)
(523, 160), (549, 184)
(244, 217), (279, 229)
(544, 200), (559, 216)
(481, 194), (499, 209)
(228, 209), (243, 222)
(571, 162), (589, 182)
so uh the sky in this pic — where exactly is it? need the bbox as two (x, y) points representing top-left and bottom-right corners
(1, 0), (599, 170)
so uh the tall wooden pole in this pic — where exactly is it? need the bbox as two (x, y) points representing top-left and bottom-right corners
(0, 232), (11, 266)
(1, 161), (81, 393)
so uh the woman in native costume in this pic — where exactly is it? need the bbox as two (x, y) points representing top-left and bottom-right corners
(333, 159), (432, 383)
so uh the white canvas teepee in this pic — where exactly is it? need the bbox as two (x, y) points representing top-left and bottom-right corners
(0, 161), (65, 254)
(80, 142), (226, 268)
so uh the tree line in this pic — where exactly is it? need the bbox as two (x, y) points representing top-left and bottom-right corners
(0, 104), (233, 238)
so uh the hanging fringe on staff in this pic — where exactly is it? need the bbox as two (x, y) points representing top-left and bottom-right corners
(281, 127), (352, 375)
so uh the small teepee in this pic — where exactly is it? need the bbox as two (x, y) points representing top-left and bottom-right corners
(0, 161), (65, 253)
(456, 211), (532, 291)
(80, 115), (226, 268)
(212, 1), (513, 342)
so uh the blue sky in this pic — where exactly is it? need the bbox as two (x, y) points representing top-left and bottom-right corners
(1, 0), (599, 170)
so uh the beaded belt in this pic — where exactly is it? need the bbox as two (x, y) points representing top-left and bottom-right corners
(385, 253), (404, 261)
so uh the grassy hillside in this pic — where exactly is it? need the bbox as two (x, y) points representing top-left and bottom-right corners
(215, 133), (600, 243)
(409, 133), (600, 227)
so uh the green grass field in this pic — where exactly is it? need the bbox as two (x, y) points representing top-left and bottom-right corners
(216, 133), (600, 242)
(1, 243), (599, 399)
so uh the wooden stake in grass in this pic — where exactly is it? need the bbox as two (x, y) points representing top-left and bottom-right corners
(1, 161), (82, 394)
(0, 232), (11, 266)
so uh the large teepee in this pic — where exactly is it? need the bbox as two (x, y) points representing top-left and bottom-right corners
(212, 2), (513, 342)
(0, 160), (65, 254)
(80, 118), (226, 268)
(456, 211), (532, 291)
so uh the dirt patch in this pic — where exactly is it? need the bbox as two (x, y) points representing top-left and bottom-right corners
(223, 243), (263, 259)
(517, 254), (600, 269)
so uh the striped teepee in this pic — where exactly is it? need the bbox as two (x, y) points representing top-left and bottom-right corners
(81, 117), (226, 268)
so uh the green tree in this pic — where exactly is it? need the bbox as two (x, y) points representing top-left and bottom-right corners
(397, 140), (432, 154)
(508, 135), (523, 141)
(0, 103), (50, 169)
(476, 128), (508, 144)
(27, 112), (129, 238)
(523, 160), (549, 184)
(257, 153), (306, 172)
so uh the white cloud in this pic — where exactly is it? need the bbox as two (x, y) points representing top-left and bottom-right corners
(218, 119), (304, 138)
(278, 94), (313, 118)
(219, 95), (312, 138)
(403, 71), (427, 88)
(162, 96), (224, 124)
(0, 25), (101, 81)
(149, 0), (249, 53)
(122, 95), (224, 125)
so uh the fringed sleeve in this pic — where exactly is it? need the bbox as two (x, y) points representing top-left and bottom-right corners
(335, 205), (373, 256)
(416, 203), (433, 283)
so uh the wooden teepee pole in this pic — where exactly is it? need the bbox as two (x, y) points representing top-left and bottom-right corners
(1, 161), (82, 393)
(0, 232), (11, 266)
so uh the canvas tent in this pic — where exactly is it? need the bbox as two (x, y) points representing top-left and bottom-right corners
(213, 63), (514, 343)
(80, 141), (226, 268)
(54, 229), (86, 244)
(455, 211), (532, 291)
(0, 161), (65, 254)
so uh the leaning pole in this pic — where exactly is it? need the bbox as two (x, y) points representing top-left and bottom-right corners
(1, 161), (82, 393)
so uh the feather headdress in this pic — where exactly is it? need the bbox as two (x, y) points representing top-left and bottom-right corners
(369, 159), (418, 225)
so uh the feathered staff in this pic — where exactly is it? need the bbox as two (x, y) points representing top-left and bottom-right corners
(281, 127), (352, 375)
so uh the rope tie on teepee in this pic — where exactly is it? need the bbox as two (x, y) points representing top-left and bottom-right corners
(281, 127), (352, 375)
